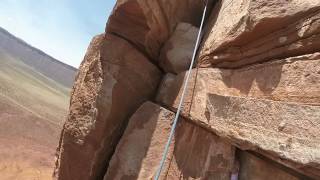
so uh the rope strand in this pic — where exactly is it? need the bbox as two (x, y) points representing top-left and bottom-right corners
(154, 1), (208, 179)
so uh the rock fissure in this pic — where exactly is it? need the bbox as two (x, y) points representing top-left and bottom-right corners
(108, 32), (163, 72)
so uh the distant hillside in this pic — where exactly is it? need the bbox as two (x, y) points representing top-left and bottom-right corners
(0, 27), (75, 179)
(0, 27), (77, 87)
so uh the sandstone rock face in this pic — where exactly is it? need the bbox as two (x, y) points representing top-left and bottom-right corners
(166, 118), (235, 180)
(199, 0), (320, 68)
(157, 53), (320, 178)
(158, 53), (320, 114)
(238, 152), (300, 180)
(55, 0), (320, 179)
(107, 0), (211, 59)
(159, 23), (199, 74)
(104, 102), (235, 180)
(104, 101), (175, 180)
(54, 34), (161, 180)
(205, 94), (320, 178)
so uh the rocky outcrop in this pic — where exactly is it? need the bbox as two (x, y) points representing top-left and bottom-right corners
(199, 0), (320, 68)
(54, 1), (213, 179)
(159, 23), (199, 74)
(54, 34), (161, 180)
(55, 0), (320, 179)
(105, 102), (235, 180)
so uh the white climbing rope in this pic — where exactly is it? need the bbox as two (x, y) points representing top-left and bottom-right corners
(154, 1), (208, 179)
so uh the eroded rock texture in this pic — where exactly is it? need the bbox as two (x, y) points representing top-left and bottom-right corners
(158, 53), (320, 114)
(159, 23), (199, 74)
(206, 94), (320, 178)
(199, 0), (320, 68)
(157, 53), (320, 178)
(105, 102), (235, 180)
(104, 102), (175, 180)
(107, 0), (214, 59)
(55, 0), (320, 179)
(54, 34), (161, 180)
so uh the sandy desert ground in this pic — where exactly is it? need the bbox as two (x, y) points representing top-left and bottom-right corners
(0, 51), (71, 180)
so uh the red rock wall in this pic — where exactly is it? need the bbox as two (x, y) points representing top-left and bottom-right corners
(54, 0), (320, 179)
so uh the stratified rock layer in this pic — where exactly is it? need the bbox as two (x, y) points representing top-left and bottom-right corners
(54, 34), (161, 180)
(158, 53), (320, 112)
(205, 94), (320, 178)
(157, 53), (320, 178)
(104, 102), (235, 180)
(199, 0), (320, 68)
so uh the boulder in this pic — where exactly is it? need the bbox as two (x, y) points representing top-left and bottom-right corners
(159, 23), (199, 74)
(54, 34), (161, 180)
(106, 0), (212, 60)
(157, 53), (320, 178)
(104, 102), (235, 180)
(199, 0), (320, 68)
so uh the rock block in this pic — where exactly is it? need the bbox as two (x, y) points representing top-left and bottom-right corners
(199, 0), (320, 67)
(159, 23), (199, 74)
(54, 34), (161, 180)
(104, 102), (235, 180)
(205, 94), (320, 178)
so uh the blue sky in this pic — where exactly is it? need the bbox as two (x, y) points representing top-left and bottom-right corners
(0, 0), (117, 67)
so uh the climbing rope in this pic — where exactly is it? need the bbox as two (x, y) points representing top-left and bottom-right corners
(154, 1), (208, 179)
